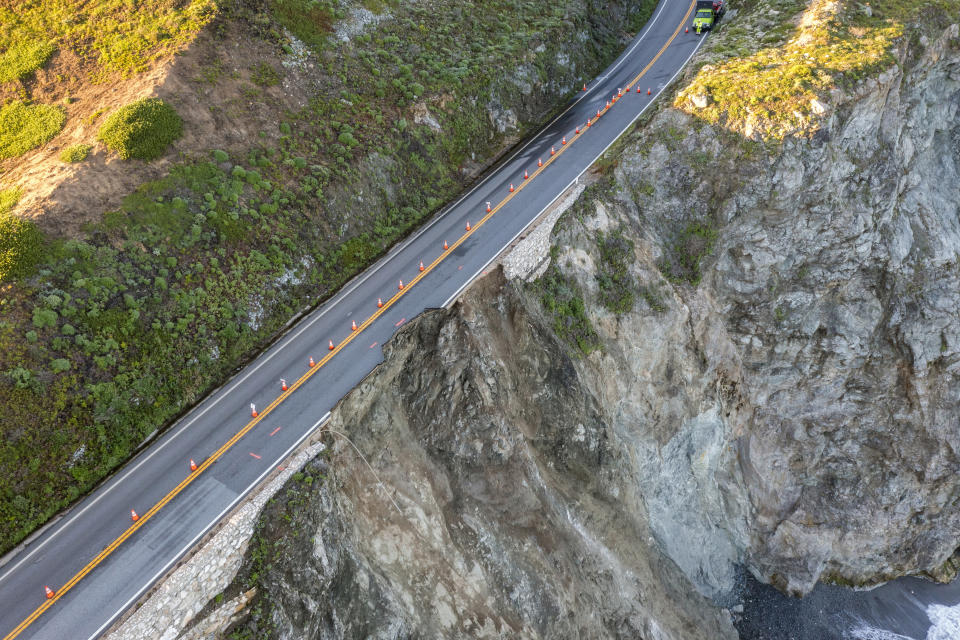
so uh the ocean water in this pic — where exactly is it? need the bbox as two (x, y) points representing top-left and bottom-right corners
(736, 570), (960, 640)
(849, 602), (960, 640)
(848, 627), (914, 640)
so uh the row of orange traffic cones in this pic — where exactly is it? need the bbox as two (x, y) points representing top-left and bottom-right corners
(40, 77), (670, 604)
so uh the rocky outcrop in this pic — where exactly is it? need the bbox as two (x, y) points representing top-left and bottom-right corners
(213, 270), (737, 639)
(570, 22), (960, 597)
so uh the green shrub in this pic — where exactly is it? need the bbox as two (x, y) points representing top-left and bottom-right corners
(59, 144), (92, 163)
(0, 101), (66, 160)
(50, 358), (71, 373)
(32, 308), (58, 329)
(212, 149), (229, 163)
(97, 98), (183, 160)
(6, 367), (32, 388)
(337, 236), (379, 272)
(0, 40), (55, 83)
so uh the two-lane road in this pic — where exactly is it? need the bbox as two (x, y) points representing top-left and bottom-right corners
(0, 1), (707, 637)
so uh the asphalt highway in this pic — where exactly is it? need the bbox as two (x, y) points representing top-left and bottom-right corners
(0, 1), (706, 637)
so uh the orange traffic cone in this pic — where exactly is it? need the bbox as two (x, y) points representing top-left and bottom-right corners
(509, 183), (514, 192)
(606, 100), (611, 109)
(281, 379), (287, 391)
(597, 108), (601, 117)
(398, 280), (404, 290)
(538, 158), (542, 167)
(637, 86), (642, 93)
(561, 136), (566, 145)
(250, 403), (258, 418)
(44, 586), (55, 599)
(575, 125), (580, 134)
(647, 88), (651, 95)
(351, 320), (358, 331)
(550, 146), (555, 156)
(311, 354), (318, 365)
(582, 84), (587, 91)
(465, 221), (471, 231)
(190, 459), (198, 471)
(443, 240), (449, 250)
(131, 509), (139, 522)
(587, 119), (592, 127)
(419, 260), (425, 272)
(618, 88), (623, 97)
(486, 201), (491, 212)
(685, 27), (689, 33)
(328, 340), (334, 350)
(377, 297), (383, 308)
(524, 169), (529, 179)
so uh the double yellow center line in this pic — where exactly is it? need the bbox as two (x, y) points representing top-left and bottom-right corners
(3, 2), (696, 637)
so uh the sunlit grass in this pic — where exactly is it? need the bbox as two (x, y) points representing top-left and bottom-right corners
(0, 0), (217, 81)
(0, 188), (45, 282)
(0, 101), (66, 160)
(0, 38), (55, 83)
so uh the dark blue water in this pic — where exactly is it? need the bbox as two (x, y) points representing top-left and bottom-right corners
(735, 569), (960, 640)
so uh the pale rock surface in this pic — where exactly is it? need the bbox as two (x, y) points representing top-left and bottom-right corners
(551, 22), (960, 598)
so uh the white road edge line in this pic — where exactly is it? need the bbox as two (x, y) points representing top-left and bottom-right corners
(442, 35), (707, 309)
(84, 412), (331, 640)
(0, 0), (674, 585)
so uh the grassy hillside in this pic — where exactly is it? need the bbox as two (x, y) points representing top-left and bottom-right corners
(0, 0), (657, 554)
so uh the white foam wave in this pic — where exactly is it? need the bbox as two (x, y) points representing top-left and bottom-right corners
(848, 601), (960, 640)
(847, 624), (913, 640)
(926, 603), (960, 640)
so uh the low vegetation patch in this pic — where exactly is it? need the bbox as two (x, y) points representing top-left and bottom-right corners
(0, 38), (55, 83)
(59, 143), (92, 163)
(250, 62), (281, 87)
(535, 264), (601, 356)
(0, 101), (65, 160)
(595, 229), (637, 314)
(0, 188), (45, 282)
(661, 221), (718, 286)
(0, 187), (20, 214)
(98, 98), (182, 160)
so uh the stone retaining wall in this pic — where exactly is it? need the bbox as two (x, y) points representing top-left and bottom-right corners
(103, 439), (325, 640)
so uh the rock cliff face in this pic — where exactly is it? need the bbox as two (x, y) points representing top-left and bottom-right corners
(216, 270), (737, 639)
(594, 22), (960, 598)
(203, 15), (960, 640)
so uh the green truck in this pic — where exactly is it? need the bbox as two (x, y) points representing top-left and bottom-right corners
(693, 0), (726, 34)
